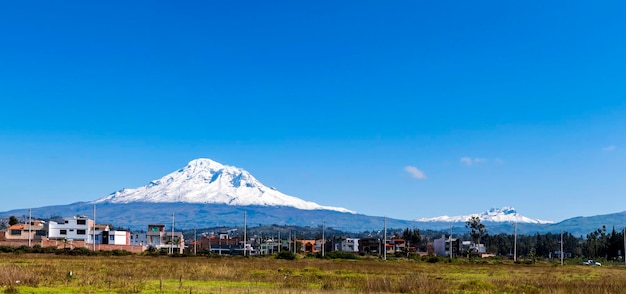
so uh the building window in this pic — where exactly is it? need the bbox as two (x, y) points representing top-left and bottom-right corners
(77, 230), (86, 235)
(110, 235), (115, 241)
(36, 230), (46, 236)
(95, 235), (100, 241)
(10, 230), (21, 236)
(77, 219), (86, 225)
(60, 230), (67, 235)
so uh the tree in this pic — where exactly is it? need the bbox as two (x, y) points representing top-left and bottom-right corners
(276, 250), (296, 260)
(466, 216), (487, 247)
(8, 216), (19, 226)
(166, 237), (182, 254)
(402, 228), (422, 248)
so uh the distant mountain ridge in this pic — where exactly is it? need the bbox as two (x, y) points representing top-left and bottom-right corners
(94, 158), (354, 213)
(416, 207), (554, 224)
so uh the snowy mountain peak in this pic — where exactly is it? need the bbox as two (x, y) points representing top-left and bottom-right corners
(93, 158), (355, 214)
(416, 207), (553, 224)
(485, 206), (517, 216)
(185, 158), (225, 171)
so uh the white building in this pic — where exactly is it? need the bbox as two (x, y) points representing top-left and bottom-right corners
(461, 240), (486, 254)
(129, 231), (148, 246)
(48, 216), (95, 243)
(103, 230), (130, 245)
(433, 234), (458, 257)
(334, 237), (359, 252)
(47, 216), (130, 246)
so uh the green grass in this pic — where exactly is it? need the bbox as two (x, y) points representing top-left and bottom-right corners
(2, 253), (626, 293)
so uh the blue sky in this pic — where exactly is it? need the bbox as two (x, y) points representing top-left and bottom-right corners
(1, 1), (625, 222)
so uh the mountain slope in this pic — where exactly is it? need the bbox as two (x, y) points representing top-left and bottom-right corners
(0, 202), (417, 232)
(416, 207), (553, 224)
(94, 158), (353, 213)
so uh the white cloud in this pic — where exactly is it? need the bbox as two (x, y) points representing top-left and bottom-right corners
(460, 157), (487, 166)
(404, 166), (427, 180)
(602, 145), (617, 152)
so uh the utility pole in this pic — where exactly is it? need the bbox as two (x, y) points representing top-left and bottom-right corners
(171, 212), (174, 255)
(293, 231), (297, 254)
(322, 220), (325, 257)
(28, 209), (31, 247)
(560, 231), (564, 265)
(623, 227), (626, 266)
(194, 226), (197, 256)
(448, 224), (453, 260)
(383, 217), (387, 261)
(243, 211), (247, 257)
(93, 205), (96, 251)
(513, 221), (517, 263)
(278, 231), (281, 253)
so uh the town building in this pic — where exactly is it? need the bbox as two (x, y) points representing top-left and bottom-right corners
(146, 224), (185, 254)
(100, 230), (130, 245)
(333, 237), (359, 253)
(48, 216), (95, 243)
(5, 221), (46, 242)
(358, 237), (383, 254)
(129, 231), (148, 246)
(299, 239), (317, 253)
(389, 238), (406, 253)
(433, 234), (460, 257)
(197, 232), (242, 255)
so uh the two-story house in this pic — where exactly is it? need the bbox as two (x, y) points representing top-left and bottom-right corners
(146, 224), (185, 254)
(48, 216), (95, 243)
(333, 237), (360, 253)
(5, 221), (46, 242)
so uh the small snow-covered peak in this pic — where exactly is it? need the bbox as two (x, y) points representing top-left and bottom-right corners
(416, 207), (553, 224)
(93, 158), (355, 214)
(485, 207), (517, 216)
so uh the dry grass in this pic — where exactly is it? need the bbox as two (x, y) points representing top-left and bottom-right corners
(1, 254), (625, 293)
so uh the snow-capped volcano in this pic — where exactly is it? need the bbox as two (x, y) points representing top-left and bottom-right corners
(416, 207), (553, 224)
(94, 158), (354, 213)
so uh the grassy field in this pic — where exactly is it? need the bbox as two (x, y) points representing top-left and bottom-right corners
(1, 253), (625, 293)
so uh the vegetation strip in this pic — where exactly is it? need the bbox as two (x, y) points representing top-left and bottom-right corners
(1, 254), (625, 293)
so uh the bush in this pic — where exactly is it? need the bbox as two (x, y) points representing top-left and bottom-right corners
(16, 245), (33, 253)
(99, 250), (113, 256)
(111, 249), (133, 256)
(69, 247), (93, 256)
(423, 255), (440, 263)
(0, 246), (15, 253)
(41, 246), (58, 254)
(276, 251), (296, 260)
(322, 251), (358, 260)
